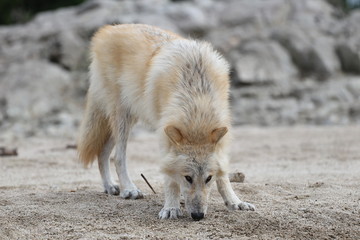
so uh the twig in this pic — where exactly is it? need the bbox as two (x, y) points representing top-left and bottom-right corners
(141, 173), (156, 194)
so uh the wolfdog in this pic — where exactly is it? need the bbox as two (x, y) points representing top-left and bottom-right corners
(78, 24), (255, 221)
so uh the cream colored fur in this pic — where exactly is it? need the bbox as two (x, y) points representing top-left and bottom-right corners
(77, 24), (255, 220)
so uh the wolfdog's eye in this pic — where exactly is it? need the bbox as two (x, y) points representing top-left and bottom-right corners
(205, 175), (212, 183)
(185, 176), (193, 184)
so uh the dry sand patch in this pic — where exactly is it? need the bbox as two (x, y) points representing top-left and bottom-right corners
(0, 126), (359, 239)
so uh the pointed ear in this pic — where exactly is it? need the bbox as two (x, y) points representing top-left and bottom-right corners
(164, 126), (184, 145)
(210, 127), (228, 144)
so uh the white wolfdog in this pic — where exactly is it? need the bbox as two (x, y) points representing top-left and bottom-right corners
(78, 24), (255, 221)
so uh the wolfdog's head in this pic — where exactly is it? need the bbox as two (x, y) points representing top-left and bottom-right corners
(162, 125), (228, 221)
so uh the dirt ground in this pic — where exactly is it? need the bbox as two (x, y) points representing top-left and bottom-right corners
(0, 126), (359, 239)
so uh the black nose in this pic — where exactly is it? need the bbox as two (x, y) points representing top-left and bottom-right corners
(191, 212), (204, 221)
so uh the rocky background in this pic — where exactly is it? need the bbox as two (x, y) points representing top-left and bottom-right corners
(0, 0), (359, 138)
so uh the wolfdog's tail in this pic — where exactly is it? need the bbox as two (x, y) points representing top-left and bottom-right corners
(77, 97), (111, 167)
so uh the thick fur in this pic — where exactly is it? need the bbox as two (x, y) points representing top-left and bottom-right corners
(78, 24), (255, 219)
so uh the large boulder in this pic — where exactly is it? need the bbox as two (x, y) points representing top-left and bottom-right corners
(335, 11), (360, 74)
(271, 27), (340, 80)
(0, 61), (76, 136)
(229, 39), (298, 85)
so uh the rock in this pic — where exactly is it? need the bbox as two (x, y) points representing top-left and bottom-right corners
(229, 39), (297, 84)
(335, 11), (360, 74)
(49, 30), (87, 70)
(286, 0), (339, 33)
(0, 98), (7, 126)
(218, 0), (291, 30)
(229, 172), (245, 183)
(336, 39), (360, 74)
(271, 27), (340, 80)
(165, 2), (210, 36)
(0, 61), (80, 137)
(0, 61), (72, 119)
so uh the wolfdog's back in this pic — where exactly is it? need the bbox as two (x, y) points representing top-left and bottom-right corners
(89, 24), (181, 122)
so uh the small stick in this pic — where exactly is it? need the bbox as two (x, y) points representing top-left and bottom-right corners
(141, 173), (156, 194)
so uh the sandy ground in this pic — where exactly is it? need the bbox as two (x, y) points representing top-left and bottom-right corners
(0, 126), (359, 239)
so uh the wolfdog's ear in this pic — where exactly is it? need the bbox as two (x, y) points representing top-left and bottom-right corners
(165, 126), (184, 145)
(210, 127), (228, 144)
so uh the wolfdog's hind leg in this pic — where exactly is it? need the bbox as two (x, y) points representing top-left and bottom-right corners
(113, 109), (143, 199)
(98, 137), (119, 195)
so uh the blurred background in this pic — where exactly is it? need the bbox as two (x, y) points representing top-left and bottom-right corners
(0, 0), (359, 139)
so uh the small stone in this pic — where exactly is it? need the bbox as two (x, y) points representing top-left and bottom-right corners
(229, 172), (245, 183)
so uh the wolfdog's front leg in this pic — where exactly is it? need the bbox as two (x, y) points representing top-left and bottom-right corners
(159, 176), (182, 219)
(216, 175), (255, 211)
(113, 109), (143, 199)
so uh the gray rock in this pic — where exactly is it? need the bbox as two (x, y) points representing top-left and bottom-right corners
(218, 0), (291, 30)
(0, 98), (7, 126)
(165, 3), (210, 35)
(0, 61), (73, 123)
(336, 39), (360, 74)
(335, 11), (360, 74)
(229, 39), (297, 84)
(271, 27), (340, 80)
(326, 8), (360, 74)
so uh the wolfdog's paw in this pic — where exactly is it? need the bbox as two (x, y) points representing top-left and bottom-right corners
(227, 201), (255, 211)
(104, 185), (120, 195)
(120, 189), (144, 199)
(158, 207), (182, 220)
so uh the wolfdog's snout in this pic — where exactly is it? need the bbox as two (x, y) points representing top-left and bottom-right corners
(191, 212), (204, 221)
